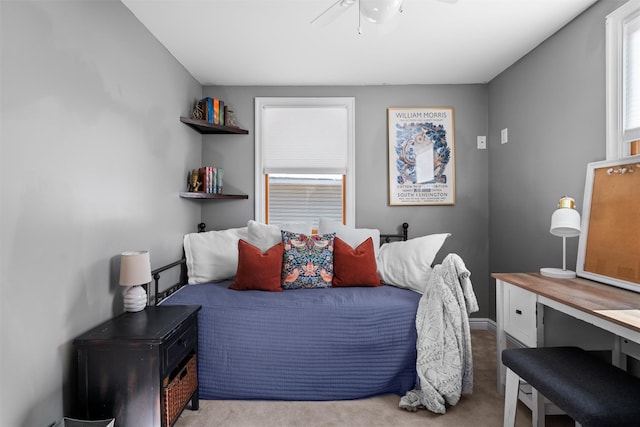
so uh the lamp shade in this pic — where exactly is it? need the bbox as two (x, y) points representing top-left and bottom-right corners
(119, 251), (151, 287)
(540, 196), (581, 279)
(360, 0), (403, 23)
(549, 197), (581, 237)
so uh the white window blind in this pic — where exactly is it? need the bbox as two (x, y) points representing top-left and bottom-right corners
(262, 106), (348, 174)
(267, 175), (343, 230)
(623, 13), (640, 142)
(606, 0), (640, 159)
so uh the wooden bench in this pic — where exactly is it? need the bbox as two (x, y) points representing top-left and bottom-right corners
(502, 347), (640, 427)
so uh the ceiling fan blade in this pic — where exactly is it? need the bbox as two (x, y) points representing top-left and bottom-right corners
(310, 0), (355, 26)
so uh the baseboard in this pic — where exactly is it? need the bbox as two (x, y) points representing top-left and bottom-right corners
(469, 317), (496, 333)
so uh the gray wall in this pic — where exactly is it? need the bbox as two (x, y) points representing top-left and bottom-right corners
(200, 85), (490, 318)
(487, 0), (626, 320)
(0, 1), (201, 426)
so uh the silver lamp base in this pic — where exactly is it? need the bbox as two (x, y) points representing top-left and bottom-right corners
(540, 267), (576, 279)
(123, 285), (147, 312)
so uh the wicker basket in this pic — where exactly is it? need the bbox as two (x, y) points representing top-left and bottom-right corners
(163, 354), (197, 427)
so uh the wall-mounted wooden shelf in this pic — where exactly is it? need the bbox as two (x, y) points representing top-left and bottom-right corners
(180, 192), (248, 200)
(179, 112), (248, 201)
(180, 117), (248, 134)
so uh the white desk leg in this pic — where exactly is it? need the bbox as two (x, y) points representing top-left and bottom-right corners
(535, 302), (545, 347)
(533, 302), (546, 427)
(503, 368), (519, 427)
(496, 280), (507, 394)
(532, 388), (546, 427)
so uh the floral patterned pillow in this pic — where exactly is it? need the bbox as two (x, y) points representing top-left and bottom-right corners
(281, 230), (335, 289)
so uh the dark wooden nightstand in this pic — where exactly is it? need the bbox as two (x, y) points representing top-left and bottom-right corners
(74, 305), (201, 427)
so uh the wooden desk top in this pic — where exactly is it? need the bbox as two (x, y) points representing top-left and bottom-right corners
(492, 272), (640, 333)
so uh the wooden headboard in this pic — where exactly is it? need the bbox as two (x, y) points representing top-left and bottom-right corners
(150, 222), (410, 305)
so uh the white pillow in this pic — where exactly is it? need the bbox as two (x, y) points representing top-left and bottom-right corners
(246, 220), (313, 252)
(376, 233), (450, 293)
(318, 218), (381, 258)
(183, 227), (249, 284)
(247, 220), (281, 253)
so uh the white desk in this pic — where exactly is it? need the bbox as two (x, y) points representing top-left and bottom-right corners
(493, 273), (640, 426)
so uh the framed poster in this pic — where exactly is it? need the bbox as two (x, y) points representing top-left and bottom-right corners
(388, 107), (455, 205)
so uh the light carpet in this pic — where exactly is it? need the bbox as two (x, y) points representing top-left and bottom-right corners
(174, 330), (573, 427)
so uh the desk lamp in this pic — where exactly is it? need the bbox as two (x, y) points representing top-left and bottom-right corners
(540, 197), (581, 279)
(119, 250), (151, 312)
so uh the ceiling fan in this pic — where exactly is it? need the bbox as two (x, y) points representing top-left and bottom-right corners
(311, 0), (458, 33)
(311, 0), (401, 27)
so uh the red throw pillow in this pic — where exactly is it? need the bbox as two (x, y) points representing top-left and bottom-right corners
(230, 240), (284, 291)
(332, 237), (382, 287)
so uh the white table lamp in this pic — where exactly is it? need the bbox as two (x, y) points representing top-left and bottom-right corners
(119, 250), (151, 312)
(540, 196), (581, 279)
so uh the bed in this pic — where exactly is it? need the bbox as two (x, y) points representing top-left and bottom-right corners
(151, 220), (457, 402)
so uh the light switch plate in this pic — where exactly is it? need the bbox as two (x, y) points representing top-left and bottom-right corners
(477, 136), (486, 149)
(501, 128), (508, 144)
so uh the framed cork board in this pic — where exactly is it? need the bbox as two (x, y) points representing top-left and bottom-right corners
(577, 155), (640, 292)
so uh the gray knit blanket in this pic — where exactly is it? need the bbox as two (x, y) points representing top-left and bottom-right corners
(399, 253), (479, 414)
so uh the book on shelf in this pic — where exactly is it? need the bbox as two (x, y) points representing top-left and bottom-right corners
(203, 167), (215, 193)
(212, 99), (225, 125)
(210, 167), (217, 193)
(216, 168), (223, 194)
(199, 97), (214, 123)
(213, 99), (220, 124)
(187, 167), (224, 194)
(198, 97), (227, 125)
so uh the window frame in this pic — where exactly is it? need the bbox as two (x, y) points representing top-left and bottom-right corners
(254, 97), (356, 226)
(606, 0), (640, 160)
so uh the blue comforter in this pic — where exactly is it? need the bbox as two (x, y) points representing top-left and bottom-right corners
(161, 281), (420, 400)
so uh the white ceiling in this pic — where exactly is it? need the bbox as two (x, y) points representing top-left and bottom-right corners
(121, 0), (598, 86)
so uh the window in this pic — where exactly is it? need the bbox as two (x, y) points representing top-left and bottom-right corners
(255, 97), (355, 228)
(266, 174), (344, 230)
(606, 0), (640, 159)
